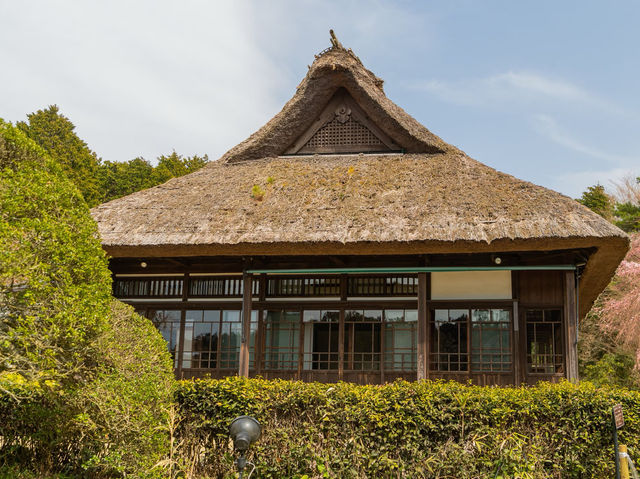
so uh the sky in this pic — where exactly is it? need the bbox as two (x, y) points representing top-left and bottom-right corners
(1, 0), (639, 198)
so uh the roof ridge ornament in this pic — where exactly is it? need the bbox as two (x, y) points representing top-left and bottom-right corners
(315, 29), (355, 60)
(329, 29), (343, 49)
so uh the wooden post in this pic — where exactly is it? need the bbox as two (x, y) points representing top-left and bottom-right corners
(513, 300), (520, 385)
(338, 309), (345, 381)
(417, 272), (427, 381)
(239, 272), (253, 378)
(620, 445), (629, 479)
(175, 273), (189, 379)
(563, 271), (579, 382)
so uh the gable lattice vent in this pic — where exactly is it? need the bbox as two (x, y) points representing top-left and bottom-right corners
(286, 88), (400, 155)
(302, 116), (384, 152)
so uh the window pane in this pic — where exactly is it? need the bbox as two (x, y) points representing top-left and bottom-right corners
(345, 310), (381, 370)
(303, 310), (339, 370)
(219, 310), (241, 369)
(264, 311), (300, 370)
(471, 309), (511, 372)
(526, 309), (563, 374)
(384, 310), (417, 372)
(430, 309), (468, 372)
(150, 310), (181, 368)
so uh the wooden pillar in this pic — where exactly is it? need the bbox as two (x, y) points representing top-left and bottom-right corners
(239, 272), (253, 378)
(563, 271), (579, 382)
(512, 300), (520, 385)
(175, 273), (189, 379)
(417, 272), (428, 381)
(338, 309), (345, 381)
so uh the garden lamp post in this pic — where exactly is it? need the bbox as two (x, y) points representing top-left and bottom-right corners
(229, 416), (261, 478)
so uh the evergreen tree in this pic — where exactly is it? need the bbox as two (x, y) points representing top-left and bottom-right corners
(577, 184), (615, 220)
(16, 105), (210, 205)
(150, 151), (209, 185)
(17, 105), (103, 207)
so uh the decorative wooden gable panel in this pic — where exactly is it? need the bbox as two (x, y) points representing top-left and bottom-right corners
(286, 88), (401, 154)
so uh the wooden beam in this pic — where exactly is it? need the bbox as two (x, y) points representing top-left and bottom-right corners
(417, 273), (427, 381)
(563, 271), (579, 382)
(338, 309), (345, 381)
(239, 272), (253, 377)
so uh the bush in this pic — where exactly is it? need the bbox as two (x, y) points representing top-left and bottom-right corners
(0, 120), (174, 478)
(176, 378), (640, 478)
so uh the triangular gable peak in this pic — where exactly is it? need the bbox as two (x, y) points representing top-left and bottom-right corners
(220, 32), (448, 164)
(285, 88), (401, 154)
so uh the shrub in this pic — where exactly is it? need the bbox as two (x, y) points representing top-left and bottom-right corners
(0, 120), (174, 478)
(176, 377), (640, 478)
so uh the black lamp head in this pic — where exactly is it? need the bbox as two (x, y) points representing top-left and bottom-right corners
(229, 416), (261, 452)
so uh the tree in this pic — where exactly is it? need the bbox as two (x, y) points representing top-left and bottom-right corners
(577, 184), (615, 220)
(17, 105), (210, 206)
(17, 105), (103, 207)
(97, 157), (155, 203)
(594, 233), (640, 369)
(150, 151), (209, 185)
(614, 202), (640, 232)
(96, 152), (209, 203)
(611, 175), (640, 232)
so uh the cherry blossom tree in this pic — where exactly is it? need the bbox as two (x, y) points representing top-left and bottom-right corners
(596, 233), (640, 368)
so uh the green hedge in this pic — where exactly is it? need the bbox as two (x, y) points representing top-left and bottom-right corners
(176, 378), (640, 478)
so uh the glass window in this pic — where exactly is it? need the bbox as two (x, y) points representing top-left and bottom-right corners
(526, 309), (563, 374)
(345, 310), (381, 370)
(303, 310), (339, 370)
(150, 310), (181, 367)
(471, 309), (511, 372)
(219, 311), (242, 369)
(384, 310), (417, 371)
(264, 311), (300, 370)
(183, 310), (220, 369)
(430, 309), (468, 371)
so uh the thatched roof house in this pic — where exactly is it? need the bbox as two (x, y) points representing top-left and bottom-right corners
(93, 33), (628, 386)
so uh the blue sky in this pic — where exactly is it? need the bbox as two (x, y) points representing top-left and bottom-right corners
(1, 1), (638, 198)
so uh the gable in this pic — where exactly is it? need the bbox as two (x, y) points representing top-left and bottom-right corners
(285, 88), (401, 155)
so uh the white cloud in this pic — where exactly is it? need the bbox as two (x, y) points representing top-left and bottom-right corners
(554, 167), (638, 199)
(415, 71), (623, 114)
(532, 114), (639, 164)
(0, 1), (287, 162)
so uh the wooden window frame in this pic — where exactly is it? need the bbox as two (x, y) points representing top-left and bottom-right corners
(427, 302), (515, 378)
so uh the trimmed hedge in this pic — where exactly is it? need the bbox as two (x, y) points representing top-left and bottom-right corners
(176, 378), (640, 478)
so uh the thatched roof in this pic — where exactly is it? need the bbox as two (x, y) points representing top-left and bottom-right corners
(91, 36), (629, 317)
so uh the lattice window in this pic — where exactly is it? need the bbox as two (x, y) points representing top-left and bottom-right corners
(189, 276), (259, 298)
(267, 276), (341, 297)
(302, 116), (383, 151)
(526, 309), (563, 374)
(286, 88), (400, 155)
(113, 277), (183, 298)
(348, 275), (418, 297)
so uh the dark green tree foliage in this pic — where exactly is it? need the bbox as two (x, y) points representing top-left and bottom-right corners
(97, 152), (209, 204)
(0, 120), (173, 477)
(577, 184), (615, 220)
(152, 151), (209, 185)
(578, 180), (640, 233)
(17, 106), (210, 206)
(97, 157), (155, 203)
(17, 106), (103, 207)
(615, 200), (640, 232)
